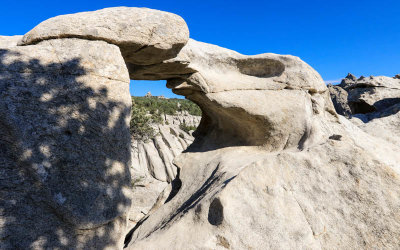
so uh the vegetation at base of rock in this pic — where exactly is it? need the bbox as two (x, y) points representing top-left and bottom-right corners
(179, 123), (197, 134)
(130, 96), (201, 141)
(132, 96), (202, 116)
(130, 106), (159, 141)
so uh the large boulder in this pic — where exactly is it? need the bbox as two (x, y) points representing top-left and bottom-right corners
(0, 38), (132, 249)
(131, 39), (334, 151)
(125, 40), (400, 249)
(19, 7), (189, 65)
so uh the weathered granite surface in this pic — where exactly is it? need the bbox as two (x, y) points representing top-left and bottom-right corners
(126, 40), (400, 250)
(1, 7), (399, 250)
(0, 38), (132, 249)
(19, 7), (189, 65)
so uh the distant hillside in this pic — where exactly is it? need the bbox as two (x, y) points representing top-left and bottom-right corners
(130, 96), (201, 141)
(132, 96), (202, 116)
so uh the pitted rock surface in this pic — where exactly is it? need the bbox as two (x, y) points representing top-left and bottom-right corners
(0, 38), (132, 249)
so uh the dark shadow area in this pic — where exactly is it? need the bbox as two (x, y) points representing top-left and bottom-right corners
(349, 100), (377, 114)
(123, 217), (148, 248)
(0, 48), (132, 249)
(208, 198), (224, 226)
(236, 57), (285, 78)
(348, 98), (400, 121)
(374, 98), (400, 113)
(164, 168), (182, 204)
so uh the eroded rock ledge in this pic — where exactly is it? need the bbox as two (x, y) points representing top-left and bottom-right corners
(1, 7), (400, 250)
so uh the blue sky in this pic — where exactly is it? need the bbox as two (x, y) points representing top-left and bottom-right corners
(1, 0), (399, 98)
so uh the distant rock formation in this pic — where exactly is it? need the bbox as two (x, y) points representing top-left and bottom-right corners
(1, 7), (399, 250)
(329, 73), (400, 146)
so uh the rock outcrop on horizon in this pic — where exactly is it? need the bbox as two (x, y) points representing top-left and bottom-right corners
(1, 7), (399, 250)
(329, 74), (400, 146)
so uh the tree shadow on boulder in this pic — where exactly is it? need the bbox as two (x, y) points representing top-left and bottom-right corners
(0, 48), (132, 249)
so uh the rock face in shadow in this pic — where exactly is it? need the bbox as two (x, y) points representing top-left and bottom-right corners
(329, 73), (400, 146)
(329, 73), (400, 116)
(1, 7), (400, 250)
(0, 37), (133, 249)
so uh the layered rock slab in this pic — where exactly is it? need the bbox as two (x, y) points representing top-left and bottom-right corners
(0, 38), (132, 249)
(19, 7), (190, 65)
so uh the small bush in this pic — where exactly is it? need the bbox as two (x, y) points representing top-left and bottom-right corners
(130, 96), (201, 141)
(180, 123), (197, 134)
(132, 96), (202, 116)
(130, 106), (158, 141)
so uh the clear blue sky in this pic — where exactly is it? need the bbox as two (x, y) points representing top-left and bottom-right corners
(1, 0), (399, 98)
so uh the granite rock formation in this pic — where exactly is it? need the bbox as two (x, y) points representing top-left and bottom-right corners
(19, 7), (189, 65)
(329, 73), (400, 147)
(125, 40), (400, 250)
(0, 7), (189, 249)
(0, 7), (399, 250)
(0, 36), (133, 249)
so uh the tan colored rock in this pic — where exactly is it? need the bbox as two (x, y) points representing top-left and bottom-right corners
(126, 40), (400, 250)
(19, 7), (189, 65)
(131, 39), (327, 94)
(0, 35), (22, 48)
(142, 141), (169, 182)
(328, 83), (352, 116)
(1, 7), (399, 250)
(0, 38), (132, 249)
(329, 74), (400, 146)
(330, 74), (400, 116)
(159, 40), (335, 151)
(128, 115), (200, 231)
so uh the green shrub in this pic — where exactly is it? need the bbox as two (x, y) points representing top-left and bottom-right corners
(132, 96), (202, 116)
(130, 106), (158, 141)
(180, 123), (197, 134)
(130, 96), (201, 141)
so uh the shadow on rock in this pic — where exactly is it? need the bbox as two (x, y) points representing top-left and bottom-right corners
(0, 46), (132, 249)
